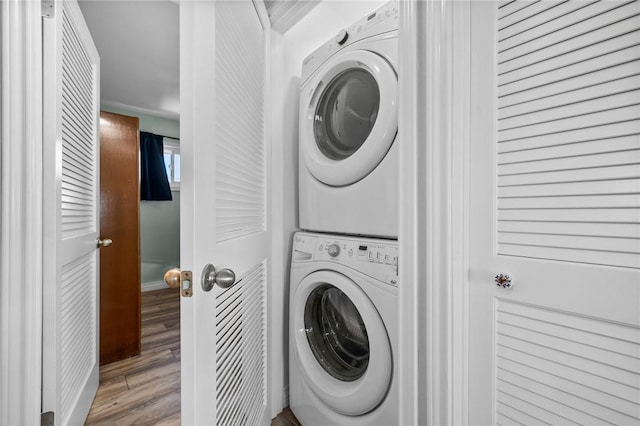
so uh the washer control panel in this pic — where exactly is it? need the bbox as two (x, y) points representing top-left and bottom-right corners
(292, 232), (398, 286)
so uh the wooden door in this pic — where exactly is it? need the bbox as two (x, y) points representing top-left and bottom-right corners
(99, 111), (141, 365)
(180, 1), (271, 424)
(42, 0), (101, 423)
(468, 1), (640, 424)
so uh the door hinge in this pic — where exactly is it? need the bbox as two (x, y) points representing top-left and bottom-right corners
(41, 0), (54, 18)
(41, 411), (54, 426)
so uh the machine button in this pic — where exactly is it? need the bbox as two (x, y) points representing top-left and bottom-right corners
(319, 244), (324, 251)
(335, 29), (349, 45)
(328, 244), (340, 257)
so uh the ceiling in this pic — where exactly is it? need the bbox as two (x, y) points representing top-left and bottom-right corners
(78, 0), (180, 120)
(78, 0), (318, 121)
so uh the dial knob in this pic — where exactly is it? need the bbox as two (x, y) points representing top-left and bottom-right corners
(335, 29), (348, 45)
(328, 244), (340, 257)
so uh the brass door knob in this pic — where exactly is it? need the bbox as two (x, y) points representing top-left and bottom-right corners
(164, 268), (181, 289)
(97, 238), (113, 248)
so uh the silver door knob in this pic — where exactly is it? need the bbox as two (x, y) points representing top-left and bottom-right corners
(201, 264), (236, 291)
(97, 238), (113, 248)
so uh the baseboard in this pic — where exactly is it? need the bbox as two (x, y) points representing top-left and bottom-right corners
(141, 280), (167, 292)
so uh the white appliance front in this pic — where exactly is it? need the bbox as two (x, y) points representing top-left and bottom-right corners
(298, 2), (399, 238)
(289, 232), (399, 426)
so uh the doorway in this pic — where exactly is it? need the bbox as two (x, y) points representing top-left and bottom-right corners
(76, 0), (182, 422)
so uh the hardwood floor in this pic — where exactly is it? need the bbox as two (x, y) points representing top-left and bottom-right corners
(86, 288), (181, 425)
(271, 407), (301, 426)
(86, 287), (300, 425)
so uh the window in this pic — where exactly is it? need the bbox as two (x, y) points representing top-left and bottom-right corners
(163, 137), (180, 190)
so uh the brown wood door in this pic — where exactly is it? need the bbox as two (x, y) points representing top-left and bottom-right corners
(99, 111), (141, 365)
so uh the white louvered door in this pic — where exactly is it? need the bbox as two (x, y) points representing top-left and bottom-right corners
(42, 0), (100, 424)
(180, 1), (270, 425)
(469, 1), (640, 425)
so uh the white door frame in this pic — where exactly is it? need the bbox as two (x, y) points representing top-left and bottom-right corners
(0, 1), (44, 424)
(397, 0), (470, 424)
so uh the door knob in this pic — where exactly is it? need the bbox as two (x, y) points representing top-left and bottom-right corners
(164, 268), (181, 289)
(495, 273), (513, 289)
(97, 238), (112, 248)
(163, 268), (193, 297)
(201, 264), (236, 291)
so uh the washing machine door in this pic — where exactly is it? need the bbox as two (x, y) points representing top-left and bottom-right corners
(292, 270), (392, 415)
(300, 49), (397, 187)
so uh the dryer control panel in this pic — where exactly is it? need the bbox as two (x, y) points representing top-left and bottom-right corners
(292, 232), (398, 286)
(300, 1), (398, 84)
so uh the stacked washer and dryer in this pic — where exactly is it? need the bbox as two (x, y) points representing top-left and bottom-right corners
(289, 2), (400, 425)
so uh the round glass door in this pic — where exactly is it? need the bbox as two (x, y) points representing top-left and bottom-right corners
(314, 69), (380, 161)
(304, 284), (370, 381)
(301, 49), (398, 187)
(292, 270), (392, 415)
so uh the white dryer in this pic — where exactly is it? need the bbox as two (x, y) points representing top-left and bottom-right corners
(298, 2), (399, 239)
(289, 232), (398, 425)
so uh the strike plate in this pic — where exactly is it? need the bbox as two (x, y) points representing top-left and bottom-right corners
(181, 270), (193, 297)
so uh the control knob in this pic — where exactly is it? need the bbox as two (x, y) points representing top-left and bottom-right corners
(327, 244), (340, 257)
(335, 29), (349, 45)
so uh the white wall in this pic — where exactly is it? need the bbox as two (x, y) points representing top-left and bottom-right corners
(269, 0), (386, 416)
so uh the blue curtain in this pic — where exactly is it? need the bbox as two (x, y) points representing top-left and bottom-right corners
(140, 131), (173, 201)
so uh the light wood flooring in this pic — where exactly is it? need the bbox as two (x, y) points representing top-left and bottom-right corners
(86, 288), (181, 425)
(271, 407), (301, 426)
(85, 287), (301, 425)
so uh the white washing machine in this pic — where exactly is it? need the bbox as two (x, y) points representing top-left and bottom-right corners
(298, 2), (399, 239)
(289, 232), (398, 425)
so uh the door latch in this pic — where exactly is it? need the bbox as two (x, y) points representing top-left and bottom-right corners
(181, 270), (193, 297)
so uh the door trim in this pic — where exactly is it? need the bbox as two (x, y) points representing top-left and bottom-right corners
(398, 1), (470, 425)
(0, 1), (43, 423)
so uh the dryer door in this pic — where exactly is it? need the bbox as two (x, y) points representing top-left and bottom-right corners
(292, 270), (392, 415)
(300, 49), (397, 187)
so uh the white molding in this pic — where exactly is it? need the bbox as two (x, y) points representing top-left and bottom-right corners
(451, 2), (471, 424)
(268, 28), (287, 420)
(256, 0), (280, 422)
(397, 1), (421, 423)
(0, 1), (43, 424)
(399, 0), (470, 425)
(141, 280), (168, 292)
(100, 99), (180, 121)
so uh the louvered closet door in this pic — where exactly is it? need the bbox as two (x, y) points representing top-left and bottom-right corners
(42, 0), (100, 424)
(468, 1), (640, 425)
(180, 1), (270, 425)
